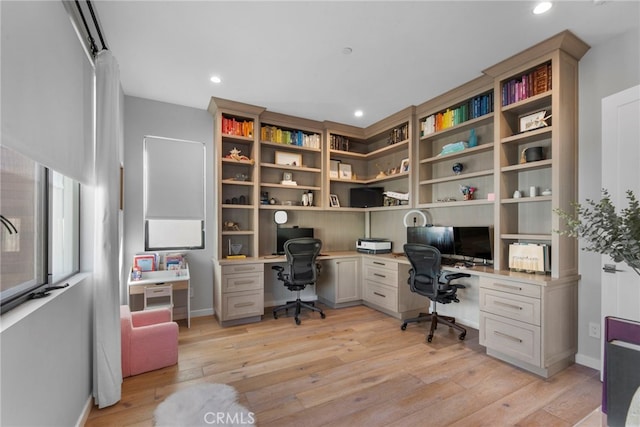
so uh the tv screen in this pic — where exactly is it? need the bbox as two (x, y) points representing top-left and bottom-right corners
(453, 226), (494, 261)
(406, 226), (454, 256)
(275, 227), (314, 255)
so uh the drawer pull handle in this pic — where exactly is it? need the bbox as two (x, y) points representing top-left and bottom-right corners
(373, 261), (386, 266)
(495, 301), (523, 310)
(494, 283), (522, 291)
(373, 292), (386, 298)
(494, 331), (523, 343)
(373, 273), (386, 278)
(234, 267), (255, 272)
(233, 280), (254, 286)
(234, 302), (255, 308)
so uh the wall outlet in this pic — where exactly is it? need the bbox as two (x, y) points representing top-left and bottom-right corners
(189, 288), (194, 298)
(588, 322), (601, 339)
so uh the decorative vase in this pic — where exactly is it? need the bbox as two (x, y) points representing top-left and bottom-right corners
(464, 194), (473, 200)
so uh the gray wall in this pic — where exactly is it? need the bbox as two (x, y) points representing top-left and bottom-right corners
(122, 96), (215, 315)
(575, 27), (640, 368)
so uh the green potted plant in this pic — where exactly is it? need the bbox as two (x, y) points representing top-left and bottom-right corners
(555, 189), (640, 276)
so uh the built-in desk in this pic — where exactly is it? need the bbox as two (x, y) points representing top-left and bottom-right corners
(127, 266), (191, 327)
(213, 252), (579, 377)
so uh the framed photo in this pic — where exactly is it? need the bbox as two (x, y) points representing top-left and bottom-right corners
(338, 163), (352, 180)
(282, 171), (293, 182)
(329, 160), (340, 179)
(329, 194), (340, 207)
(519, 110), (549, 133)
(275, 151), (302, 167)
(400, 158), (410, 173)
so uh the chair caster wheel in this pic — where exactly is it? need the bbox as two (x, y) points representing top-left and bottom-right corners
(459, 333), (466, 341)
(320, 313), (326, 319)
(427, 335), (433, 342)
(401, 323), (407, 331)
(295, 318), (301, 325)
(273, 313), (278, 319)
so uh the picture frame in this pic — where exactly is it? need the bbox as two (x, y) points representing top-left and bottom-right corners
(519, 110), (549, 133)
(329, 160), (340, 179)
(282, 171), (293, 182)
(133, 255), (156, 272)
(329, 194), (340, 207)
(400, 158), (410, 173)
(275, 151), (302, 167)
(338, 163), (352, 180)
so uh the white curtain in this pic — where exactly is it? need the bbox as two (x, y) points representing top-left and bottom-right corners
(93, 50), (123, 408)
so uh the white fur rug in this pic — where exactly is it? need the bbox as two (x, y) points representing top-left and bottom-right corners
(154, 383), (255, 427)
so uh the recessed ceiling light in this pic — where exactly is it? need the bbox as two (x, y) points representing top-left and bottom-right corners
(354, 110), (363, 117)
(533, 2), (552, 14)
(210, 75), (222, 84)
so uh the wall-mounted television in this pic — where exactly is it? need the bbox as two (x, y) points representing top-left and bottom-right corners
(406, 226), (455, 256)
(275, 227), (314, 255)
(453, 226), (494, 262)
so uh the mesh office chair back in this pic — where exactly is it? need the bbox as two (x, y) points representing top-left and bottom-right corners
(403, 243), (442, 299)
(284, 237), (322, 288)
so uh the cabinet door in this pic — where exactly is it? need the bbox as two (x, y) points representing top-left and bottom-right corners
(335, 258), (360, 303)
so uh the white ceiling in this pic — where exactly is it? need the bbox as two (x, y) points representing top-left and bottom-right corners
(94, 1), (640, 127)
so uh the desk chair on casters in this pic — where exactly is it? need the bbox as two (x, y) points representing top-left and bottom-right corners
(401, 243), (470, 342)
(272, 237), (326, 325)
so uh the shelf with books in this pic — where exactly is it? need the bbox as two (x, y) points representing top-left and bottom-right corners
(420, 91), (494, 137)
(209, 97), (265, 259)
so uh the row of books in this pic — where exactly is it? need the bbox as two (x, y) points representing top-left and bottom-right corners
(132, 252), (186, 272)
(388, 124), (409, 145)
(222, 117), (254, 138)
(421, 93), (494, 136)
(260, 125), (321, 148)
(330, 134), (356, 152)
(501, 62), (552, 106)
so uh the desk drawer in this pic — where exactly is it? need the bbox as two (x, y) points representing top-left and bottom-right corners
(363, 257), (398, 271)
(222, 263), (264, 275)
(479, 277), (540, 298)
(363, 281), (397, 312)
(480, 289), (540, 325)
(363, 265), (398, 287)
(222, 273), (263, 292)
(222, 290), (264, 320)
(480, 312), (541, 367)
(129, 279), (188, 295)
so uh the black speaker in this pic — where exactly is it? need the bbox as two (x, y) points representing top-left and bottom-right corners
(350, 187), (384, 208)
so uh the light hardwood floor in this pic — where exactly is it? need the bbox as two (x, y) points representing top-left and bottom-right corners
(86, 305), (602, 426)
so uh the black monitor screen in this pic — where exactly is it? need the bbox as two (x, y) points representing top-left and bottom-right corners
(453, 226), (494, 261)
(276, 227), (314, 255)
(406, 226), (454, 255)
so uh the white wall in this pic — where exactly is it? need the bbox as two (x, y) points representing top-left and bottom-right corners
(575, 27), (640, 368)
(0, 2), (95, 425)
(122, 96), (215, 315)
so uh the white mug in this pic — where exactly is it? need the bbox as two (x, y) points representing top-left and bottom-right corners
(513, 190), (521, 198)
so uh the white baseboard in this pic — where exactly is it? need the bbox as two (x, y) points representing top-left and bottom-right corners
(191, 308), (214, 318)
(75, 395), (93, 427)
(576, 353), (601, 372)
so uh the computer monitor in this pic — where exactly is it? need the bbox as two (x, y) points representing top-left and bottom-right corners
(406, 226), (455, 256)
(275, 227), (314, 255)
(453, 226), (494, 262)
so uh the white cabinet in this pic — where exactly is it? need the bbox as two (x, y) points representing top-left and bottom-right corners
(479, 275), (578, 378)
(317, 257), (361, 307)
(213, 262), (264, 326)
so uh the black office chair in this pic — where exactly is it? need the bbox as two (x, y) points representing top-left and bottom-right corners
(272, 237), (326, 325)
(401, 243), (470, 342)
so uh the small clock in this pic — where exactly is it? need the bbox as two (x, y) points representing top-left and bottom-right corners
(282, 172), (293, 182)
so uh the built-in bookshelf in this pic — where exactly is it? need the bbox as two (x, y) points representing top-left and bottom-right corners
(258, 111), (324, 211)
(209, 97), (265, 259)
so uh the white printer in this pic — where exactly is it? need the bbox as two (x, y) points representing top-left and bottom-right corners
(356, 238), (392, 254)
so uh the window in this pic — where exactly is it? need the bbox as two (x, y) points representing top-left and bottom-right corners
(1, 146), (80, 314)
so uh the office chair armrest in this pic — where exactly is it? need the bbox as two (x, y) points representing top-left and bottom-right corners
(272, 265), (284, 273)
(443, 272), (470, 287)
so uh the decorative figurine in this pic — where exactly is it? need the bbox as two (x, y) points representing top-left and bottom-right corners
(452, 162), (464, 175)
